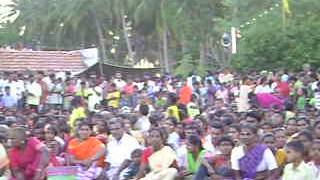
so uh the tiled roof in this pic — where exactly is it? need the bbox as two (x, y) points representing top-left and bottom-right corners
(0, 50), (87, 72)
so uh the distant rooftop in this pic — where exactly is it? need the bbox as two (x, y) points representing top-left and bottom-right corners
(0, 49), (87, 72)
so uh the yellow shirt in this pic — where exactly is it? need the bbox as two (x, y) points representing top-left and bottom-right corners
(167, 105), (180, 121)
(75, 88), (90, 99)
(106, 91), (120, 108)
(69, 107), (87, 128)
(275, 149), (286, 167)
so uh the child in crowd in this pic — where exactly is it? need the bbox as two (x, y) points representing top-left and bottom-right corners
(308, 140), (320, 179)
(114, 149), (143, 180)
(282, 141), (316, 180)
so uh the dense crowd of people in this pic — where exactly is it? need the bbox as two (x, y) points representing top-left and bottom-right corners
(0, 66), (320, 180)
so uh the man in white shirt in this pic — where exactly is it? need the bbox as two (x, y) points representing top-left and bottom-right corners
(25, 75), (42, 111)
(106, 119), (140, 178)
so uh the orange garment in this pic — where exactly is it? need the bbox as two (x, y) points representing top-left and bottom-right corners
(68, 137), (105, 167)
(179, 85), (192, 105)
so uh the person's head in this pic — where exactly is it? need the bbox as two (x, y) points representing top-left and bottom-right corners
(33, 121), (46, 141)
(286, 118), (298, 135)
(239, 125), (258, 146)
(285, 141), (304, 163)
(271, 112), (284, 127)
(29, 74), (35, 82)
(94, 119), (108, 134)
(8, 127), (27, 148)
(186, 135), (203, 154)
(163, 117), (177, 133)
(44, 125), (58, 142)
(217, 136), (235, 156)
(260, 122), (273, 133)
(298, 131), (313, 151)
(109, 83), (117, 92)
(167, 93), (178, 105)
(148, 128), (167, 151)
(108, 119), (124, 141)
(4, 86), (10, 94)
(131, 149), (143, 164)
(139, 104), (149, 116)
(77, 121), (92, 141)
(296, 118), (310, 130)
(184, 122), (200, 138)
(80, 81), (87, 89)
(313, 121), (320, 139)
(310, 140), (320, 163)
(261, 133), (276, 151)
(245, 112), (260, 127)
(210, 123), (224, 145)
(274, 128), (286, 149)
(0, 125), (9, 144)
(226, 124), (240, 144)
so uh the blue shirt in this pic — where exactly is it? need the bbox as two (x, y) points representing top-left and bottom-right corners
(1, 94), (17, 108)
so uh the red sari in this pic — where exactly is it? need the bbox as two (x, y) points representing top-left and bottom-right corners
(9, 137), (45, 179)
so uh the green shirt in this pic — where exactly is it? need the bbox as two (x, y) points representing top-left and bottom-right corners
(187, 150), (206, 173)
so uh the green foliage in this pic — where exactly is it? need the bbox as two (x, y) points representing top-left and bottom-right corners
(174, 54), (194, 77)
(232, 0), (320, 71)
(1, 0), (319, 72)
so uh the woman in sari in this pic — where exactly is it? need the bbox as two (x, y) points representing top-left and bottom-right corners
(67, 121), (105, 180)
(139, 128), (178, 180)
(231, 125), (278, 180)
(8, 127), (49, 180)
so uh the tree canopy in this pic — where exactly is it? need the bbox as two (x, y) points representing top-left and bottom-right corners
(0, 0), (319, 74)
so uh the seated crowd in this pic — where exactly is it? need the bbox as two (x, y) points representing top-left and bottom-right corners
(0, 68), (320, 180)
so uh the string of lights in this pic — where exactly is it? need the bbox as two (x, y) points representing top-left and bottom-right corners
(238, 2), (281, 30)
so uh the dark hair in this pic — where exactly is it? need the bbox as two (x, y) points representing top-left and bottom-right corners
(78, 121), (92, 130)
(131, 148), (143, 158)
(240, 125), (258, 135)
(273, 127), (285, 134)
(261, 133), (275, 142)
(297, 117), (310, 126)
(211, 122), (224, 131)
(217, 136), (235, 147)
(166, 117), (178, 126)
(187, 135), (203, 150)
(286, 117), (297, 124)
(109, 118), (125, 127)
(246, 111), (261, 122)
(298, 130), (313, 142)
(46, 125), (59, 136)
(149, 127), (168, 142)
(314, 121), (320, 129)
(228, 124), (240, 132)
(139, 104), (149, 116)
(285, 141), (304, 154)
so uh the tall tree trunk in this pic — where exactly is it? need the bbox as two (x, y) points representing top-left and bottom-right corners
(162, 23), (169, 73)
(121, 8), (135, 65)
(158, 32), (164, 73)
(199, 42), (206, 66)
(91, 9), (106, 76)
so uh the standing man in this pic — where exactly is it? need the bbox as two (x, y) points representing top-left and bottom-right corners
(25, 75), (42, 112)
